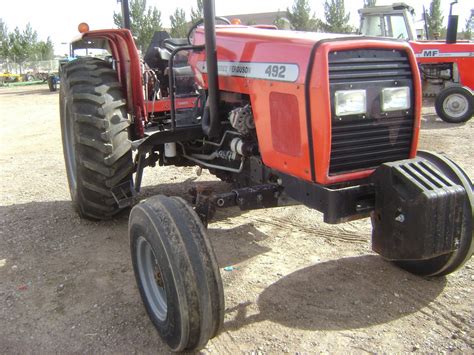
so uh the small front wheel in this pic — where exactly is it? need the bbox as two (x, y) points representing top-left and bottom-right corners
(435, 86), (473, 123)
(129, 195), (224, 352)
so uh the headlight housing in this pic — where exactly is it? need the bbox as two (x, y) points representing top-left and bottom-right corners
(334, 90), (367, 116)
(381, 87), (410, 112)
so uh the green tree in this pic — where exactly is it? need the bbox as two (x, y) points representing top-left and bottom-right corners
(170, 8), (188, 38)
(36, 37), (54, 61)
(321, 0), (353, 33)
(463, 17), (472, 40)
(190, 0), (203, 23)
(113, 0), (163, 52)
(8, 24), (38, 73)
(0, 18), (9, 59)
(426, 0), (444, 39)
(363, 0), (376, 8)
(274, 11), (290, 29)
(286, 0), (320, 31)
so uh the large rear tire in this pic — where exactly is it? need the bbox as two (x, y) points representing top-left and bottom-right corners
(129, 195), (224, 352)
(59, 57), (133, 220)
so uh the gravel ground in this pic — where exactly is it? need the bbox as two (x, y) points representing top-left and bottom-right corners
(0, 84), (473, 353)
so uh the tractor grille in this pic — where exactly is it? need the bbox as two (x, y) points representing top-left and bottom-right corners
(328, 49), (414, 175)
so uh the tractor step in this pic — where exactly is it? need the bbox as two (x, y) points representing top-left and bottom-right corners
(111, 180), (136, 208)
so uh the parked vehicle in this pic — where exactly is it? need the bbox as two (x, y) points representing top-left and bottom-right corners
(359, 2), (474, 123)
(60, 0), (473, 351)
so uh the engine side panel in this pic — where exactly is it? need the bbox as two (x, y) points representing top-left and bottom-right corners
(189, 27), (325, 181)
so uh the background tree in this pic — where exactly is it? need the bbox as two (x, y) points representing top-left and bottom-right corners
(0, 19), (9, 59)
(363, 0), (376, 8)
(113, 0), (163, 52)
(426, 0), (444, 39)
(8, 24), (38, 73)
(321, 0), (353, 33)
(0, 20), (55, 73)
(35, 37), (55, 61)
(463, 17), (472, 40)
(190, 0), (203, 23)
(274, 11), (291, 30)
(286, 0), (320, 31)
(170, 8), (188, 38)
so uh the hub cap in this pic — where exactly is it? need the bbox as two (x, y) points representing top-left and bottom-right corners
(136, 236), (167, 321)
(443, 93), (469, 118)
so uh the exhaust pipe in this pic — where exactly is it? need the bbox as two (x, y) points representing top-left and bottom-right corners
(446, 0), (458, 44)
(120, 0), (131, 30)
(202, 0), (221, 138)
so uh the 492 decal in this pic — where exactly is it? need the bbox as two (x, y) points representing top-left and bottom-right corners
(197, 61), (299, 82)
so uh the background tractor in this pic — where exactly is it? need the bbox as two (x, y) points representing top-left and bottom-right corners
(60, 0), (473, 351)
(359, 2), (474, 123)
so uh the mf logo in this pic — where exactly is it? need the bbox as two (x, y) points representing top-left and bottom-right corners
(421, 49), (440, 57)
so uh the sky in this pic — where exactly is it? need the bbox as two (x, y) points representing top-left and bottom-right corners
(2, 0), (473, 55)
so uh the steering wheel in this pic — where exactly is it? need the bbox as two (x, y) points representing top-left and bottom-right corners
(187, 16), (231, 44)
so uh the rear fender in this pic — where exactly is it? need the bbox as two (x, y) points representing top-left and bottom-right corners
(73, 29), (147, 137)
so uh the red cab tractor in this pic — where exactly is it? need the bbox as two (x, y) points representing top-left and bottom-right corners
(359, 2), (474, 123)
(60, 0), (473, 351)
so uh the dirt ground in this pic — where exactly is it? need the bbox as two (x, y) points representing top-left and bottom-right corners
(0, 84), (472, 353)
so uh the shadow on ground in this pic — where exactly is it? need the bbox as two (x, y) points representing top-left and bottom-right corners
(224, 255), (446, 332)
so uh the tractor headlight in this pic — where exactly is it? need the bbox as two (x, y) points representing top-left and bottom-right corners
(381, 87), (410, 112)
(335, 90), (367, 116)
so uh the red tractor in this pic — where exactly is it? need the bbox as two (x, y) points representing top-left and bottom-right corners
(359, 2), (474, 123)
(60, 0), (473, 351)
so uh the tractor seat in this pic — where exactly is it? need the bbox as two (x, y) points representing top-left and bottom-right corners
(163, 38), (190, 52)
(173, 66), (194, 77)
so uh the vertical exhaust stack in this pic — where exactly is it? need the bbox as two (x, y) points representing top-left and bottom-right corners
(121, 0), (131, 30)
(202, 0), (221, 138)
(446, 0), (458, 44)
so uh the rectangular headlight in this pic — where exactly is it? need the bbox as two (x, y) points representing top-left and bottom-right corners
(335, 90), (367, 116)
(382, 87), (410, 112)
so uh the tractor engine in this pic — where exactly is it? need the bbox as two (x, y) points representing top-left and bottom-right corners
(419, 62), (456, 96)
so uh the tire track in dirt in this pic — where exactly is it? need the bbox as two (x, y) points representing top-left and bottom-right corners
(215, 211), (369, 244)
(249, 215), (368, 244)
(208, 331), (242, 353)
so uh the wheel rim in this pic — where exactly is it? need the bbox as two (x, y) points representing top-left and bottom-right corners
(442, 93), (469, 118)
(63, 100), (77, 191)
(136, 236), (168, 321)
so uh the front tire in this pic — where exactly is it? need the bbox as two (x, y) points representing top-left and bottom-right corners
(129, 195), (224, 352)
(59, 57), (133, 220)
(435, 86), (473, 123)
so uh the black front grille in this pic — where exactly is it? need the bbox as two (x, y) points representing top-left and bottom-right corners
(328, 49), (412, 83)
(328, 49), (414, 175)
(330, 118), (413, 174)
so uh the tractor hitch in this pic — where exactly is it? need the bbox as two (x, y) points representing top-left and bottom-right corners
(191, 184), (281, 226)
